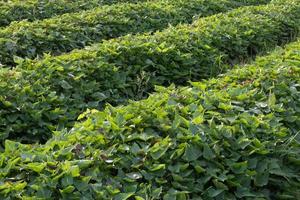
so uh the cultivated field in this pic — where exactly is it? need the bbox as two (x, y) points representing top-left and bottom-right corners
(0, 0), (299, 199)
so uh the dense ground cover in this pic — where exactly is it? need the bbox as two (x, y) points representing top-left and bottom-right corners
(0, 0), (299, 199)
(0, 0), (146, 27)
(0, 0), (299, 142)
(0, 0), (270, 66)
(0, 37), (299, 199)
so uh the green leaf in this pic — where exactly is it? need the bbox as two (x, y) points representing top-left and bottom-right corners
(13, 181), (27, 191)
(61, 175), (73, 187)
(5, 140), (20, 153)
(152, 187), (163, 198)
(60, 185), (75, 194)
(114, 192), (134, 200)
(150, 137), (171, 160)
(192, 115), (204, 125)
(182, 144), (202, 161)
(26, 162), (46, 173)
(150, 164), (166, 172)
(207, 187), (224, 197)
(255, 172), (269, 186)
(135, 196), (145, 200)
(231, 161), (248, 174)
(60, 80), (73, 89)
(203, 144), (215, 160)
(194, 165), (206, 174)
(70, 165), (80, 177)
(235, 187), (256, 198)
(126, 172), (142, 180)
(268, 93), (276, 107)
(172, 113), (182, 129)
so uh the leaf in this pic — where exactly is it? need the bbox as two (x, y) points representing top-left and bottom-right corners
(255, 172), (269, 186)
(235, 187), (256, 198)
(135, 196), (145, 200)
(114, 192), (134, 200)
(182, 143), (202, 161)
(60, 80), (73, 89)
(13, 56), (24, 64)
(13, 181), (27, 191)
(172, 113), (182, 129)
(256, 102), (268, 108)
(62, 162), (80, 177)
(150, 137), (171, 160)
(268, 93), (276, 107)
(163, 188), (188, 200)
(194, 165), (206, 174)
(152, 187), (163, 198)
(203, 144), (215, 160)
(60, 185), (75, 194)
(26, 162), (46, 173)
(76, 160), (93, 169)
(218, 103), (232, 111)
(5, 140), (20, 153)
(207, 187), (224, 197)
(150, 164), (166, 172)
(231, 161), (248, 174)
(126, 172), (142, 180)
(192, 115), (204, 125)
(123, 184), (137, 193)
(61, 175), (73, 187)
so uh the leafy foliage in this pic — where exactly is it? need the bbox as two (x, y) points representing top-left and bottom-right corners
(0, 0), (146, 27)
(0, 38), (299, 199)
(0, 1), (299, 142)
(0, 0), (270, 66)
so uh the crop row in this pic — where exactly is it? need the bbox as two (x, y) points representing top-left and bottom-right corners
(0, 37), (299, 199)
(0, 0), (146, 27)
(0, 0), (299, 142)
(0, 0), (270, 66)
